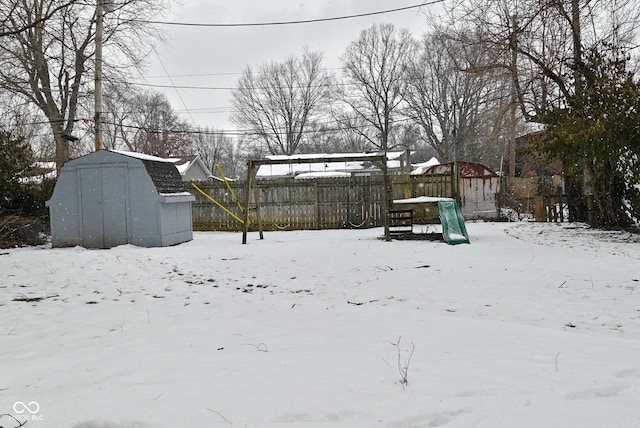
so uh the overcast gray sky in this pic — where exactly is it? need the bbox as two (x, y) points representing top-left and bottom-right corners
(144, 1), (442, 131)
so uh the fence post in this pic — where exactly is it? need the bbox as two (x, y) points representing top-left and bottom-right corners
(242, 161), (255, 244)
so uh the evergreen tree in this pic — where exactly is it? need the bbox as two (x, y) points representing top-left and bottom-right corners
(541, 46), (640, 227)
(0, 129), (37, 215)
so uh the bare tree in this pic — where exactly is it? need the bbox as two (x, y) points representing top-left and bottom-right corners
(442, 0), (640, 120)
(0, 0), (167, 170)
(0, 0), (73, 38)
(0, 95), (47, 157)
(329, 110), (377, 153)
(99, 80), (137, 151)
(339, 23), (414, 240)
(298, 119), (372, 154)
(191, 127), (243, 179)
(338, 23), (414, 153)
(442, 0), (640, 222)
(404, 30), (511, 166)
(231, 48), (333, 156)
(112, 90), (191, 157)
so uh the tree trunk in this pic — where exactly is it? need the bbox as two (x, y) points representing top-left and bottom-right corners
(565, 174), (587, 222)
(52, 122), (69, 172)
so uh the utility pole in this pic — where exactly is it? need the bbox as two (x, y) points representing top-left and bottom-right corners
(94, 0), (103, 151)
(452, 103), (458, 203)
(570, 0), (593, 224)
(509, 14), (518, 182)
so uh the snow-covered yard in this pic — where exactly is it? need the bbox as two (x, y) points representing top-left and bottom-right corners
(1, 222), (639, 428)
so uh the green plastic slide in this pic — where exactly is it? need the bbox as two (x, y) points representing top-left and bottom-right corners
(437, 201), (470, 245)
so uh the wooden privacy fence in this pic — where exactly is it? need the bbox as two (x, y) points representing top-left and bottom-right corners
(190, 174), (452, 231)
(506, 176), (566, 222)
(390, 174), (453, 200)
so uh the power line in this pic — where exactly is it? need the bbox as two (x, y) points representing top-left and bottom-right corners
(142, 66), (346, 80)
(132, 82), (235, 91)
(100, 115), (415, 138)
(130, 72), (465, 91)
(144, 72), (243, 79)
(153, 49), (198, 126)
(128, 1), (440, 27)
(131, 81), (356, 91)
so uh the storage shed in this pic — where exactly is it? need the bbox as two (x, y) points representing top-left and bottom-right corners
(46, 150), (195, 248)
(415, 161), (500, 219)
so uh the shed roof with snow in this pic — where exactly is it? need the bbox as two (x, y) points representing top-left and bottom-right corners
(417, 161), (498, 178)
(46, 150), (195, 248)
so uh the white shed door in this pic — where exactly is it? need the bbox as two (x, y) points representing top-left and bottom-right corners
(80, 166), (128, 248)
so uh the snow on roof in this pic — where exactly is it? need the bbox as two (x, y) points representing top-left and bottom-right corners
(165, 155), (213, 178)
(394, 196), (454, 204)
(34, 161), (57, 170)
(294, 171), (353, 180)
(174, 162), (190, 174)
(258, 161), (372, 178)
(110, 150), (178, 163)
(265, 152), (395, 161)
(19, 170), (57, 185)
(410, 157), (441, 175)
(257, 151), (406, 178)
(518, 122), (546, 138)
(19, 161), (58, 184)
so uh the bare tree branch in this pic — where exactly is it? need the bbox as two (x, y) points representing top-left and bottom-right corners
(231, 49), (333, 156)
(339, 23), (414, 152)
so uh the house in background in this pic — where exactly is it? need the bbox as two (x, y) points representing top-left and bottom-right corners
(170, 155), (213, 181)
(19, 161), (57, 185)
(256, 151), (412, 179)
(46, 150), (195, 248)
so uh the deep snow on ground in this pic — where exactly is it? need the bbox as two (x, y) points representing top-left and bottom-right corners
(1, 222), (639, 428)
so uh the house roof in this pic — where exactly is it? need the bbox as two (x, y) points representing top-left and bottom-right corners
(410, 157), (441, 175)
(19, 162), (58, 184)
(169, 155), (197, 175)
(167, 155), (213, 178)
(256, 151), (408, 178)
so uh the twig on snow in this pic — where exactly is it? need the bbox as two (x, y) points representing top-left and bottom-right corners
(7, 323), (22, 335)
(387, 336), (415, 389)
(242, 342), (269, 352)
(206, 408), (228, 422)
(0, 413), (28, 427)
(347, 299), (379, 306)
